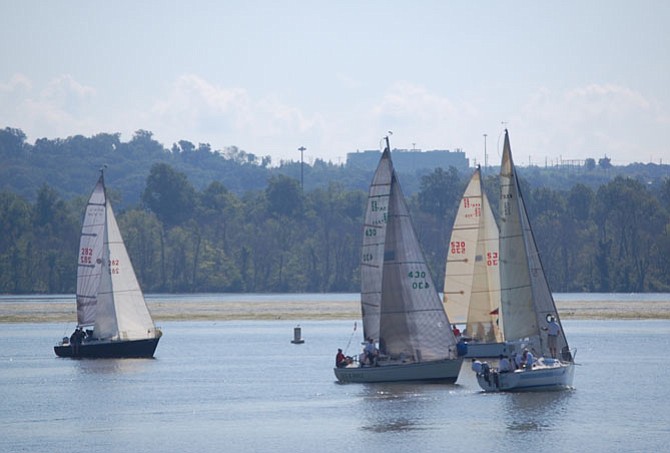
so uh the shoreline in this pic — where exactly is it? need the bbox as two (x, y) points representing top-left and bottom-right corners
(1, 297), (670, 323)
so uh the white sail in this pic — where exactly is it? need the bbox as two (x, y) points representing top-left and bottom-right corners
(74, 174), (157, 341)
(499, 131), (569, 357)
(76, 177), (106, 326)
(360, 146), (393, 342)
(94, 202), (157, 340)
(443, 167), (502, 342)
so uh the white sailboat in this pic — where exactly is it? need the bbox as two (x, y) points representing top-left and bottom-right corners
(55, 170), (162, 358)
(443, 166), (505, 358)
(476, 130), (575, 391)
(335, 137), (463, 383)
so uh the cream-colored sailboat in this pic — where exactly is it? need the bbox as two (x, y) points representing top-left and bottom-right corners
(443, 166), (504, 358)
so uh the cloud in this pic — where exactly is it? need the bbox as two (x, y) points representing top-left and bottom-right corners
(364, 81), (480, 150)
(0, 73), (97, 138)
(147, 74), (325, 156)
(2, 73), (667, 165)
(0, 73), (32, 94)
(516, 83), (665, 164)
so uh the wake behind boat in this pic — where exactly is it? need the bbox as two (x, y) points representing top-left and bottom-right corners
(443, 166), (505, 358)
(475, 130), (575, 391)
(54, 170), (162, 358)
(334, 136), (463, 384)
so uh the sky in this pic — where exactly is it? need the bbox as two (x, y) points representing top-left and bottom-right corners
(1, 1), (669, 167)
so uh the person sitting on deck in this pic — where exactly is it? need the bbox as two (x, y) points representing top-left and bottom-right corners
(521, 349), (534, 370)
(471, 358), (483, 374)
(69, 327), (85, 355)
(335, 348), (349, 368)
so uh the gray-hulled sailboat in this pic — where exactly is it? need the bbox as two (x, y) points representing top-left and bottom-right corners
(54, 170), (161, 358)
(334, 137), (463, 383)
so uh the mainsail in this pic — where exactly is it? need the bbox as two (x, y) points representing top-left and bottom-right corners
(499, 131), (569, 356)
(443, 167), (502, 342)
(76, 177), (106, 326)
(360, 145), (393, 342)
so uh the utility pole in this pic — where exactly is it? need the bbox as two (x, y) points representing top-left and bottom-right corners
(483, 133), (488, 171)
(298, 146), (306, 190)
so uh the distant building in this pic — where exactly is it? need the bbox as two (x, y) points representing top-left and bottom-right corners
(346, 148), (470, 173)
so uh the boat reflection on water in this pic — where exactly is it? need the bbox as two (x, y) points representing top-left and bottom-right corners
(356, 381), (461, 434)
(73, 357), (155, 376)
(502, 389), (574, 433)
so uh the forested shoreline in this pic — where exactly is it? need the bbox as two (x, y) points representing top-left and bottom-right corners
(1, 126), (669, 294)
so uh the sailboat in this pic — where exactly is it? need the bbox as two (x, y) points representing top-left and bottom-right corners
(475, 130), (575, 391)
(54, 170), (162, 358)
(334, 137), (463, 383)
(443, 166), (505, 358)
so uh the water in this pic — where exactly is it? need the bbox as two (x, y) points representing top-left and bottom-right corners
(2, 304), (670, 452)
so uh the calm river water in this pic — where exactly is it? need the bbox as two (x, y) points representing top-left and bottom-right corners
(1, 296), (669, 452)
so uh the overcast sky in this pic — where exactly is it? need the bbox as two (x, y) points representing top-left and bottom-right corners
(2, 1), (669, 167)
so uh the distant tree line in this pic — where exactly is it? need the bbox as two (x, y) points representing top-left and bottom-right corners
(1, 126), (670, 294)
(1, 162), (670, 294)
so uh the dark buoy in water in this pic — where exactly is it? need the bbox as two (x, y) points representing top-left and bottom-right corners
(291, 325), (305, 344)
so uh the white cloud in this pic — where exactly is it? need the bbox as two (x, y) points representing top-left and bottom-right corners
(146, 74), (326, 157)
(0, 73), (97, 139)
(1, 73), (668, 166)
(513, 83), (666, 165)
(365, 81), (480, 151)
(0, 73), (32, 94)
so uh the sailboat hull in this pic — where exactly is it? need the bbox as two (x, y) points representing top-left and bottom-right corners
(334, 358), (463, 384)
(463, 341), (506, 358)
(54, 336), (161, 359)
(476, 361), (575, 392)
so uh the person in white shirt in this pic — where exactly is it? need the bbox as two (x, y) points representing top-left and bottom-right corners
(471, 359), (483, 373)
(363, 338), (378, 366)
(498, 355), (512, 373)
(545, 315), (560, 358)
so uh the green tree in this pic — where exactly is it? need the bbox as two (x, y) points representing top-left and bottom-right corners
(119, 209), (163, 290)
(0, 127), (27, 156)
(417, 166), (462, 219)
(266, 175), (303, 218)
(0, 192), (33, 292)
(595, 177), (667, 291)
(142, 163), (196, 228)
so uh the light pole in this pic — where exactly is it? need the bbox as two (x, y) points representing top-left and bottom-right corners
(298, 146), (306, 190)
(483, 133), (488, 171)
